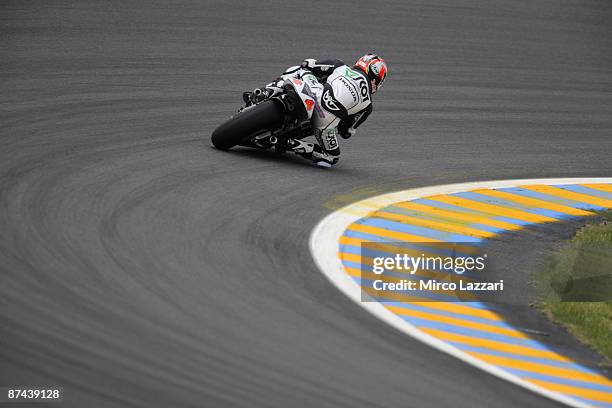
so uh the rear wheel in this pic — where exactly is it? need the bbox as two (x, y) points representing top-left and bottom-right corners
(211, 100), (285, 150)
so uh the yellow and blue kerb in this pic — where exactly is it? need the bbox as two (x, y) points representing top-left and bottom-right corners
(339, 184), (612, 407)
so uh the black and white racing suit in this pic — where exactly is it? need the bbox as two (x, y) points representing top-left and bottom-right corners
(274, 58), (373, 166)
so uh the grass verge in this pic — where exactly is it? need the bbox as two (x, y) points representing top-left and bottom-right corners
(538, 211), (612, 361)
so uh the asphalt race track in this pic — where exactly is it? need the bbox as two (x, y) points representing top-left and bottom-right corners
(2, 1), (612, 407)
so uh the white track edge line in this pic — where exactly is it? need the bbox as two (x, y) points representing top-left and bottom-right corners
(310, 178), (612, 408)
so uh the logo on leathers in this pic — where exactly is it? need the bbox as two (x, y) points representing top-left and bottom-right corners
(327, 133), (338, 149)
(325, 131), (338, 149)
(355, 76), (370, 102)
(338, 76), (358, 103)
(346, 67), (370, 103)
(322, 90), (339, 111)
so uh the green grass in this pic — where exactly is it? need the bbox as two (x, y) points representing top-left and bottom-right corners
(538, 211), (612, 361)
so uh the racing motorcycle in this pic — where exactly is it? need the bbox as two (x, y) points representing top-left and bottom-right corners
(211, 75), (319, 153)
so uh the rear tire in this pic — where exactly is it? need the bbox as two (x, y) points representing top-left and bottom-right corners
(211, 100), (285, 150)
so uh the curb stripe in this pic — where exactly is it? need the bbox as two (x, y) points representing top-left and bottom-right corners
(468, 353), (612, 386)
(521, 185), (612, 208)
(394, 201), (523, 230)
(384, 205), (506, 234)
(400, 316), (548, 346)
(583, 184), (612, 194)
(356, 217), (481, 242)
(370, 210), (497, 237)
(559, 185), (612, 200)
(422, 328), (568, 360)
(414, 198), (534, 226)
(347, 223), (443, 242)
(499, 187), (607, 210)
(472, 189), (594, 216)
(506, 369), (612, 392)
(428, 194), (559, 223)
(386, 306), (523, 337)
(453, 191), (576, 219)
(382, 302), (506, 325)
(449, 344), (591, 370)
(529, 380), (612, 404)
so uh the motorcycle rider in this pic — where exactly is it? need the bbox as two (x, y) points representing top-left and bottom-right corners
(248, 53), (387, 167)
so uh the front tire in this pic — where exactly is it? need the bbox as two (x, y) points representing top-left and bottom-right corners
(211, 100), (285, 150)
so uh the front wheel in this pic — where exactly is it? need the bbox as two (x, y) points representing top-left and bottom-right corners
(211, 100), (285, 150)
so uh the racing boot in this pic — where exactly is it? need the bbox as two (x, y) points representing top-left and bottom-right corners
(311, 146), (339, 167)
(287, 139), (338, 167)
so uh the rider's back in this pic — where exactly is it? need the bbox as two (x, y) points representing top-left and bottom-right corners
(324, 64), (372, 117)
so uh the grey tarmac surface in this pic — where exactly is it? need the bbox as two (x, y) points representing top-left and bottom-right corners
(1, 1), (612, 407)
